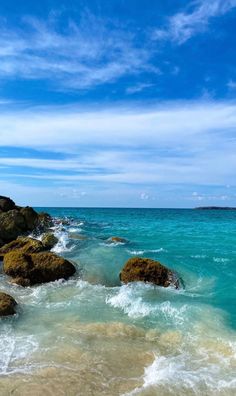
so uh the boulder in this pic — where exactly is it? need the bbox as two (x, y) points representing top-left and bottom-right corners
(120, 257), (179, 288)
(3, 251), (76, 286)
(0, 196), (16, 212)
(0, 210), (27, 242)
(0, 237), (45, 260)
(20, 207), (39, 230)
(0, 292), (17, 316)
(41, 233), (58, 249)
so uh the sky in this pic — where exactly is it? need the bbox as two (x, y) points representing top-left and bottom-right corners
(0, 0), (236, 208)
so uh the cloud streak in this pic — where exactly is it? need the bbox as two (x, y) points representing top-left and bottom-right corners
(153, 0), (236, 44)
(0, 12), (154, 90)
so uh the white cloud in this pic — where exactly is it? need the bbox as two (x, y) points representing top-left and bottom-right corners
(0, 13), (154, 89)
(0, 100), (236, 188)
(126, 83), (154, 95)
(228, 80), (236, 90)
(153, 0), (236, 44)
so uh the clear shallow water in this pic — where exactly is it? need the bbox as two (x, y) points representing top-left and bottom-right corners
(0, 208), (236, 395)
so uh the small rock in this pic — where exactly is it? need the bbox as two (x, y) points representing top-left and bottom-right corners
(109, 237), (127, 244)
(41, 233), (58, 249)
(0, 292), (17, 316)
(120, 257), (179, 288)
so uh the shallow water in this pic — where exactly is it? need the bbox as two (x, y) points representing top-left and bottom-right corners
(0, 208), (236, 395)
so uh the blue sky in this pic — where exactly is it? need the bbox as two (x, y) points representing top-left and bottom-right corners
(0, 0), (236, 207)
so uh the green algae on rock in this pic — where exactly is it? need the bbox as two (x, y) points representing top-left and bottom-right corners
(41, 233), (58, 250)
(120, 257), (179, 288)
(3, 251), (76, 286)
(0, 237), (45, 260)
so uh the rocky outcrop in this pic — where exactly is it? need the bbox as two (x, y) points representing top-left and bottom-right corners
(41, 233), (58, 250)
(0, 196), (52, 243)
(0, 292), (17, 316)
(120, 257), (179, 288)
(3, 251), (76, 286)
(0, 196), (16, 212)
(0, 237), (45, 260)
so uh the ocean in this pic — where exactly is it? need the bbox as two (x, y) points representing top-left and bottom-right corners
(0, 208), (236, 395)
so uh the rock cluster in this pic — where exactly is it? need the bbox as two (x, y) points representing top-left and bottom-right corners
(0, 196), (52, 244)
(0, 196), (76, 316)
(120, 257), (179, 288)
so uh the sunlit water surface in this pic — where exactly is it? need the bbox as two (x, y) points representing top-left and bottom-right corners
(0, 208), (236, 395)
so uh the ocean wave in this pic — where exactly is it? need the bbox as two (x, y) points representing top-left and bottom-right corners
(127, 248), (166, 255)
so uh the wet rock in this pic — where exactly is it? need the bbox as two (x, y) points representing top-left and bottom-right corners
(0, 196), (16, 212)
(120, 257), (179, 288)
(36, 212), (53, 232)
(3, 251), (76, 286)
(0, 292), (17, 316)
(109, 237), (127, 244)
(41, 233), (58, 249)
(0, 237), (44, 260)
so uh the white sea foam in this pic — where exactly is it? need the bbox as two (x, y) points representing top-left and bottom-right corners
(213, 257), (230, 263)
(127, 248), (166, 255)
(52, 230), (75, 253)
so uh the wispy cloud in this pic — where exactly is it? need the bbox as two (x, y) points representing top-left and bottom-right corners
(0, 12), (154, 90)
(153, 0), (236, 44)
(0, 101), (236, 188)
(126, 83), (154, 95)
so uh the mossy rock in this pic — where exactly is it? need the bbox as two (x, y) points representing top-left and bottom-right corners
(41, 233), (58, 249)
(0, 210), (27, 242)
(0, 237), (45, 260)
(3, 251), (76, 286)
(0, 292), (17, 316)
(120, 257), (179, 288)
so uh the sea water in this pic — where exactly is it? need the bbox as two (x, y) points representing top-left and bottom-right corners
(0, 208), (236, 395)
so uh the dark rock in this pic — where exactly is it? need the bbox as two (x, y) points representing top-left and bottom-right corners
(0, 238), (4, 248)
(41, 233), (58, 249)
(4, 251), (76, 286)
(0, 292), (17, 316)
(120, 257), (179, 288)
(0, 210), (27, 242)
(0, 237), (45, 260)
(0, 196), (16, 212)
(20, 207), (39, 230)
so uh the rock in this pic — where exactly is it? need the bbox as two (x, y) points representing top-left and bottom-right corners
(0, 210), (27, 242)
(0, 238), (4, 248)
(20, 207), (39, 230)
(0, 237), (45, 260)
(0, 292), (17, 316)
(3, 251), (76, 286)
(36, 212), (53, 231)
(0, 196), (16, 212)
(109, 237), (127, 244)
(120, 257), (179, 288)
(41, 233), (58, 249)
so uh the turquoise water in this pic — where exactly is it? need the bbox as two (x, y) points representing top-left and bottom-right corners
(0, 208), (236, 395)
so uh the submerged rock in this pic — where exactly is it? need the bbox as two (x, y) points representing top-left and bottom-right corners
(108, 237), (127, 244)
(41, 233), (58, 249)
(0, 292), (17, 316)
(3, 251), (76, 286)
(0, 237), (45, 260)
(120, 257), (179, 288)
